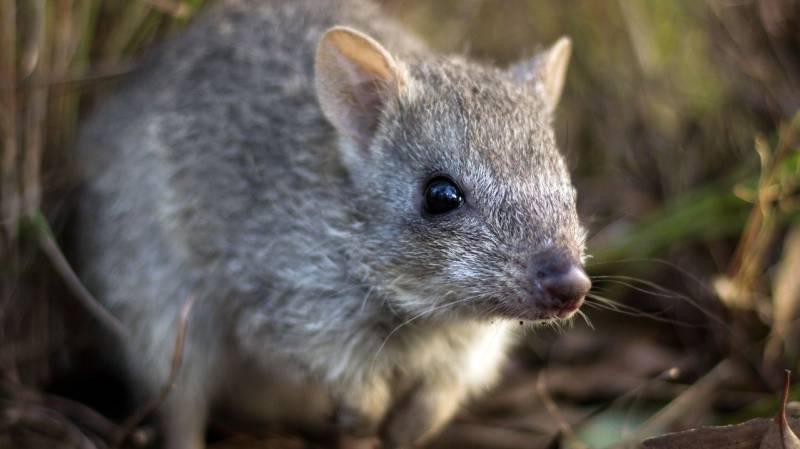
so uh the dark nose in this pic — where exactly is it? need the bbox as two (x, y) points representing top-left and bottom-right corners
(534, 253), (591, 305)
(539, 264), (591, 304)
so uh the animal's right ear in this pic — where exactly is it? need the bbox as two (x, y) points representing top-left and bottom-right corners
(508, 36), (572, 113)
(315, 26), (405, 147)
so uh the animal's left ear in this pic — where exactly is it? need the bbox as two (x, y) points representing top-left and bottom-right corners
(508, 36), (572, 113)
(315, 26), (405, 147)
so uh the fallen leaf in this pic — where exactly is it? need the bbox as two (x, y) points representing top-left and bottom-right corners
(643, 371), (800, 449)
(643, 418), (772, 449)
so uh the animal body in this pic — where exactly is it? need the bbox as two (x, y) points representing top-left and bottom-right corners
(75, 0), (590, 447)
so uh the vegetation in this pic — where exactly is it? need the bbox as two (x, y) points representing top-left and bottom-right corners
(0, 0), (798, 448)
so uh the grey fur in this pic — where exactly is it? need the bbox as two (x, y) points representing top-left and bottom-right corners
(75, 0), (586, 448)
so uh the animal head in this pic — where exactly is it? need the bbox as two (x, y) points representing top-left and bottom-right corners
(315, 27), (589, 322)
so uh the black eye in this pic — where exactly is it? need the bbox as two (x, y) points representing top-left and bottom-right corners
(424, 177), (464, 215)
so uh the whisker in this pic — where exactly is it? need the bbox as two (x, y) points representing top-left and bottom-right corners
(370, 292), (491, 363)
(585, 257), (717, 296)
(575, 309), (594, 330)
(586, 293), (668, 315)
(591, 276), (689, 300)
(585, 293), (704, 328)
(590, 274), (730, 331)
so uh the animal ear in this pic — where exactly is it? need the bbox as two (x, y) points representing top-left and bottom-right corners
(315, 26), (405, 146)
(508, 36), (572, 112)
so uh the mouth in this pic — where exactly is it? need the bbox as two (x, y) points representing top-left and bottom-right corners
(493, 295), (585, 321)
(546, 296), (584, 319)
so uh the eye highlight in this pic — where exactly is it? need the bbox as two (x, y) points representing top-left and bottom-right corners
(423, 176), (464, 215)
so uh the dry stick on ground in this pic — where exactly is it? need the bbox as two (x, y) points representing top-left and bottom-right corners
(34, 214), (128, 340)
(112, 296), (196, 449)
(535, 372), (588, 449)
(625, 359), (736, 445)
(563, 365), (684, 439)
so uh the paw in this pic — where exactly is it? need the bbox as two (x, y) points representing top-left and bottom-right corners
(382, 409), (430, 449)
(333, 382), (389, 439)
(380, 386), (461, 449)
(336, 405), (381, 438)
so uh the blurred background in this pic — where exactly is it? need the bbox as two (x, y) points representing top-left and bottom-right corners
(0, 0), (798, 448)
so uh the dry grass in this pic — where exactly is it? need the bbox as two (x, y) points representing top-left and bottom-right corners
(1, 1), (201, 447)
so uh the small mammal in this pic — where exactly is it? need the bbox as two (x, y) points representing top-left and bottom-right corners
(75, 0), (591, 448)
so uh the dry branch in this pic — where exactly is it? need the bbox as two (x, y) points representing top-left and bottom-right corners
(113, 295), (196, 448)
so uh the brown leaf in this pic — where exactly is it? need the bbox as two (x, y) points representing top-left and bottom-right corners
(643, 418), (771, 449)
(643, 419), (800, 449)
(643, 371), (800, 449)
(759, 423), (800, 449)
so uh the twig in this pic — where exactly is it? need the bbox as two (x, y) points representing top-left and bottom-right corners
(567, 365), (683, 438)
(535, 372), (588, 449)
(31, 212), (128, 340)
(112, 295), (196, 448)
(627, 359), (735, 442)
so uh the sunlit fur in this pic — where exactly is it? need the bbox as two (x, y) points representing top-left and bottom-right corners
(74, 0), (585, 448)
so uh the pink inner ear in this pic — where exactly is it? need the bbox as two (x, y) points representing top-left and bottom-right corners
(315, 27), (402, 145)
(343, 79), (388, 143)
